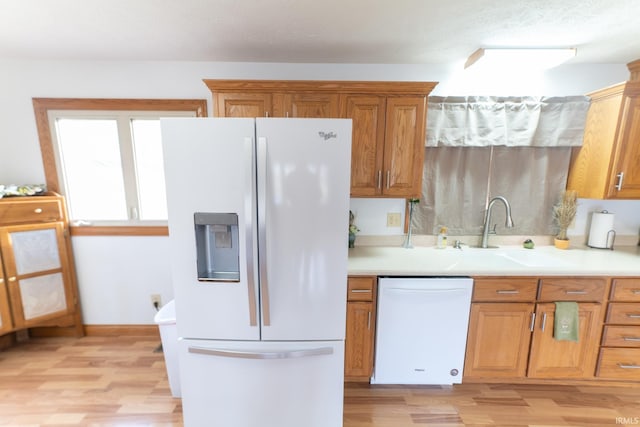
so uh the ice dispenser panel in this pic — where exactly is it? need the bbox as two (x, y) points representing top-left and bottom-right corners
(194, 212), (240, 282)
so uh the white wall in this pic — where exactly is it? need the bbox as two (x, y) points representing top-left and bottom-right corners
(0, 59), (636, 325)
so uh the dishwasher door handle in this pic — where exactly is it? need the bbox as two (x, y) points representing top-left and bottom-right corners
(385, 287), (469, 294)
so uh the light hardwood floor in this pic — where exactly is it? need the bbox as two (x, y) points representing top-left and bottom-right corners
(1, 335), (639, 426)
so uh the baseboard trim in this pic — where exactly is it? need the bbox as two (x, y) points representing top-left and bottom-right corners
(83, 324), (160, 338)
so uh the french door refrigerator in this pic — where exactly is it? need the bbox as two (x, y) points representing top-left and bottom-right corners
(161, 117), (352, 427)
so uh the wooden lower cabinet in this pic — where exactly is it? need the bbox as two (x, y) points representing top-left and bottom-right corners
(465, 277), (606, 382)
(464, 303), (534, 378)
(344, 276), (376, 381)
(527, 303), (602, 379)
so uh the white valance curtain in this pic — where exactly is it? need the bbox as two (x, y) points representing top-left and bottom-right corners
(426, 96), (590, 147)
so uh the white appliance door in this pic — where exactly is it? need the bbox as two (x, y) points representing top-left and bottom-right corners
(255, 118), (352, 341)
(179, 339), (345, 427)
(373, 277), (473, 385)
(161, 118), (260, 341)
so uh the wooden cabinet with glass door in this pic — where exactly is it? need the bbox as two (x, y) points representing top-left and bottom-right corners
(0, 193), (82, 338)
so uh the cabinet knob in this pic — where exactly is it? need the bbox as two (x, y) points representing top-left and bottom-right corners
(34, 208), (43, 213)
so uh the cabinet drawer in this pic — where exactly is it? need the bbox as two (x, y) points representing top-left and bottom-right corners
(0, 199), (63, 225)
(538, 278), (607, 302)
(596, 348), (640, 379)
(602, 326), (640, 347)
(607, 303), (640, 325)
(610, 278), (640, 302)
(347, 277), (375, 302)
(472, 278), (538, 302)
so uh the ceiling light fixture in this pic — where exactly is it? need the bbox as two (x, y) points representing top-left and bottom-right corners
(464, 47), (577, 70)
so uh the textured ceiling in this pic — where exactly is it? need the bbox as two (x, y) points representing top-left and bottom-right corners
(1, 0), (639, 66)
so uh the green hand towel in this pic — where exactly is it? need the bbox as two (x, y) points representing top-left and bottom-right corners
(554, 302), (579, 341)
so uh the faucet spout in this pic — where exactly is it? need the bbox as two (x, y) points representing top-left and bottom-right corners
(481, 196), (514, 248)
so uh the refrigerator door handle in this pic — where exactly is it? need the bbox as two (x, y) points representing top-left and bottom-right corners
(188, 346), (334, 359)
(257, 136), (271, 326)
(245, 137), (258, 327)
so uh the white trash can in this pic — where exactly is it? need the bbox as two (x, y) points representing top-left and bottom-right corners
(154, 299), (181, 398)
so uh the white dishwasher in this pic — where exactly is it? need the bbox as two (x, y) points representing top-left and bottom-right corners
(371, 277), (473, 385)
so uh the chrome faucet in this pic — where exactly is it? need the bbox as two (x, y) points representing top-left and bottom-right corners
(481, 196), (514, 248)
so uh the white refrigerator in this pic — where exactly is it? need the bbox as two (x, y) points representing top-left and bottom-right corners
(161, 117), (352, 427)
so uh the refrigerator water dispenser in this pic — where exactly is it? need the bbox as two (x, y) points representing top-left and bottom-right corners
(194, 212), (240, 282)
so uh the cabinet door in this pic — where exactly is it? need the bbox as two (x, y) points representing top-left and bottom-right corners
(0, 222), (75, 329)
(341, 95), (386, 196)
(0, 253), (13, 334)
(464, 303), (534, 379)
(610, 90), (640, 198)
(383, 96), (426, 197)
(344, 301), (375, 379)
(280, 93), (339, 118)
(214, 93), (273, 117)
(527, 303), (602, 378)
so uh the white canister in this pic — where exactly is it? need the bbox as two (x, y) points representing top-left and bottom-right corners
(588, 210), (616, 249)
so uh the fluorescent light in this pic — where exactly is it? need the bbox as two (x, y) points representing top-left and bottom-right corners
(464, 48), (576, 70)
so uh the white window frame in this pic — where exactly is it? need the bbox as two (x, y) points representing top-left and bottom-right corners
(47, 109), (195, 227)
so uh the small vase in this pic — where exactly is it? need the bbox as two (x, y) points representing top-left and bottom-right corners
(348, 233), (356, 248)
(554, 237), (570, 250)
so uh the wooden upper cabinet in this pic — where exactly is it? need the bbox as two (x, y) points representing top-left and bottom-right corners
(383, 97), (426, 197)
(204, 80), (437, 198)
(567, 78), (640, 199)
(342, 95), (386, 196)
(214, 92), (273, 118)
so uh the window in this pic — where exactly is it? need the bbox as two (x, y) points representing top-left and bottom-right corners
(33, 98), (207, 235)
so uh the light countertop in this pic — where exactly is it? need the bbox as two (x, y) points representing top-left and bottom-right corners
(348, 244), (640, 277)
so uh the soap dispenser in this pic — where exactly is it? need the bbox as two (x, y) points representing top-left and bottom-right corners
(436, 226), (448, 249)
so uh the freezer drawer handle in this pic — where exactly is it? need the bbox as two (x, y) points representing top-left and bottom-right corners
(188, 346), (334, 360)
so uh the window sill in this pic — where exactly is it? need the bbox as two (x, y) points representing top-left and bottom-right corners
(69, 225), (169, 236)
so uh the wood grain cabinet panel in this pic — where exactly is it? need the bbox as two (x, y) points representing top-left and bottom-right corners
(596, 348), (640, 379)
(607, 303), (640, 325)
(280, 93), (339, 118)
(464, 302), (534, 378)
(538, 277), (607, 302)
(611, 278), (640, 302)
(527, 302), (602, 379)
(472, 277), (538, 302)
(567, 80), (640, 199)
(345, 276), (376, 381)
(214, 92), (273, 118)
(601, 325), (640, 347)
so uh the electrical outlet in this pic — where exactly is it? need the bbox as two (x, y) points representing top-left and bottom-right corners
(150, 294), (162, 309)
(387, 212), (401, 227)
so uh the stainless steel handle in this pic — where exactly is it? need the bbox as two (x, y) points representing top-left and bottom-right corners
(565, 290), (587, 295)
(496, 290), (519, 294)
(541, 312), (547, 332)
(386, 170), (390, 189)
(257, 136), (271, 327)
(34, 208), (43, 213)
(189, 346), (333, 359)
(377, 170), (382, 189)
(350, 289), (372, 294)
(367, 311), (371, 330)
(0, 278), (3, 284)
(627, 314), (640, 319)
(529, 312), (536, 332)
(244, 137), (258, 327)
(615, 172), (624, 191)
(618, 363), (640, 369)
(265, 111), (269, 117)
(623, 337), (640, 342)
(633, 290), (640, 295)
